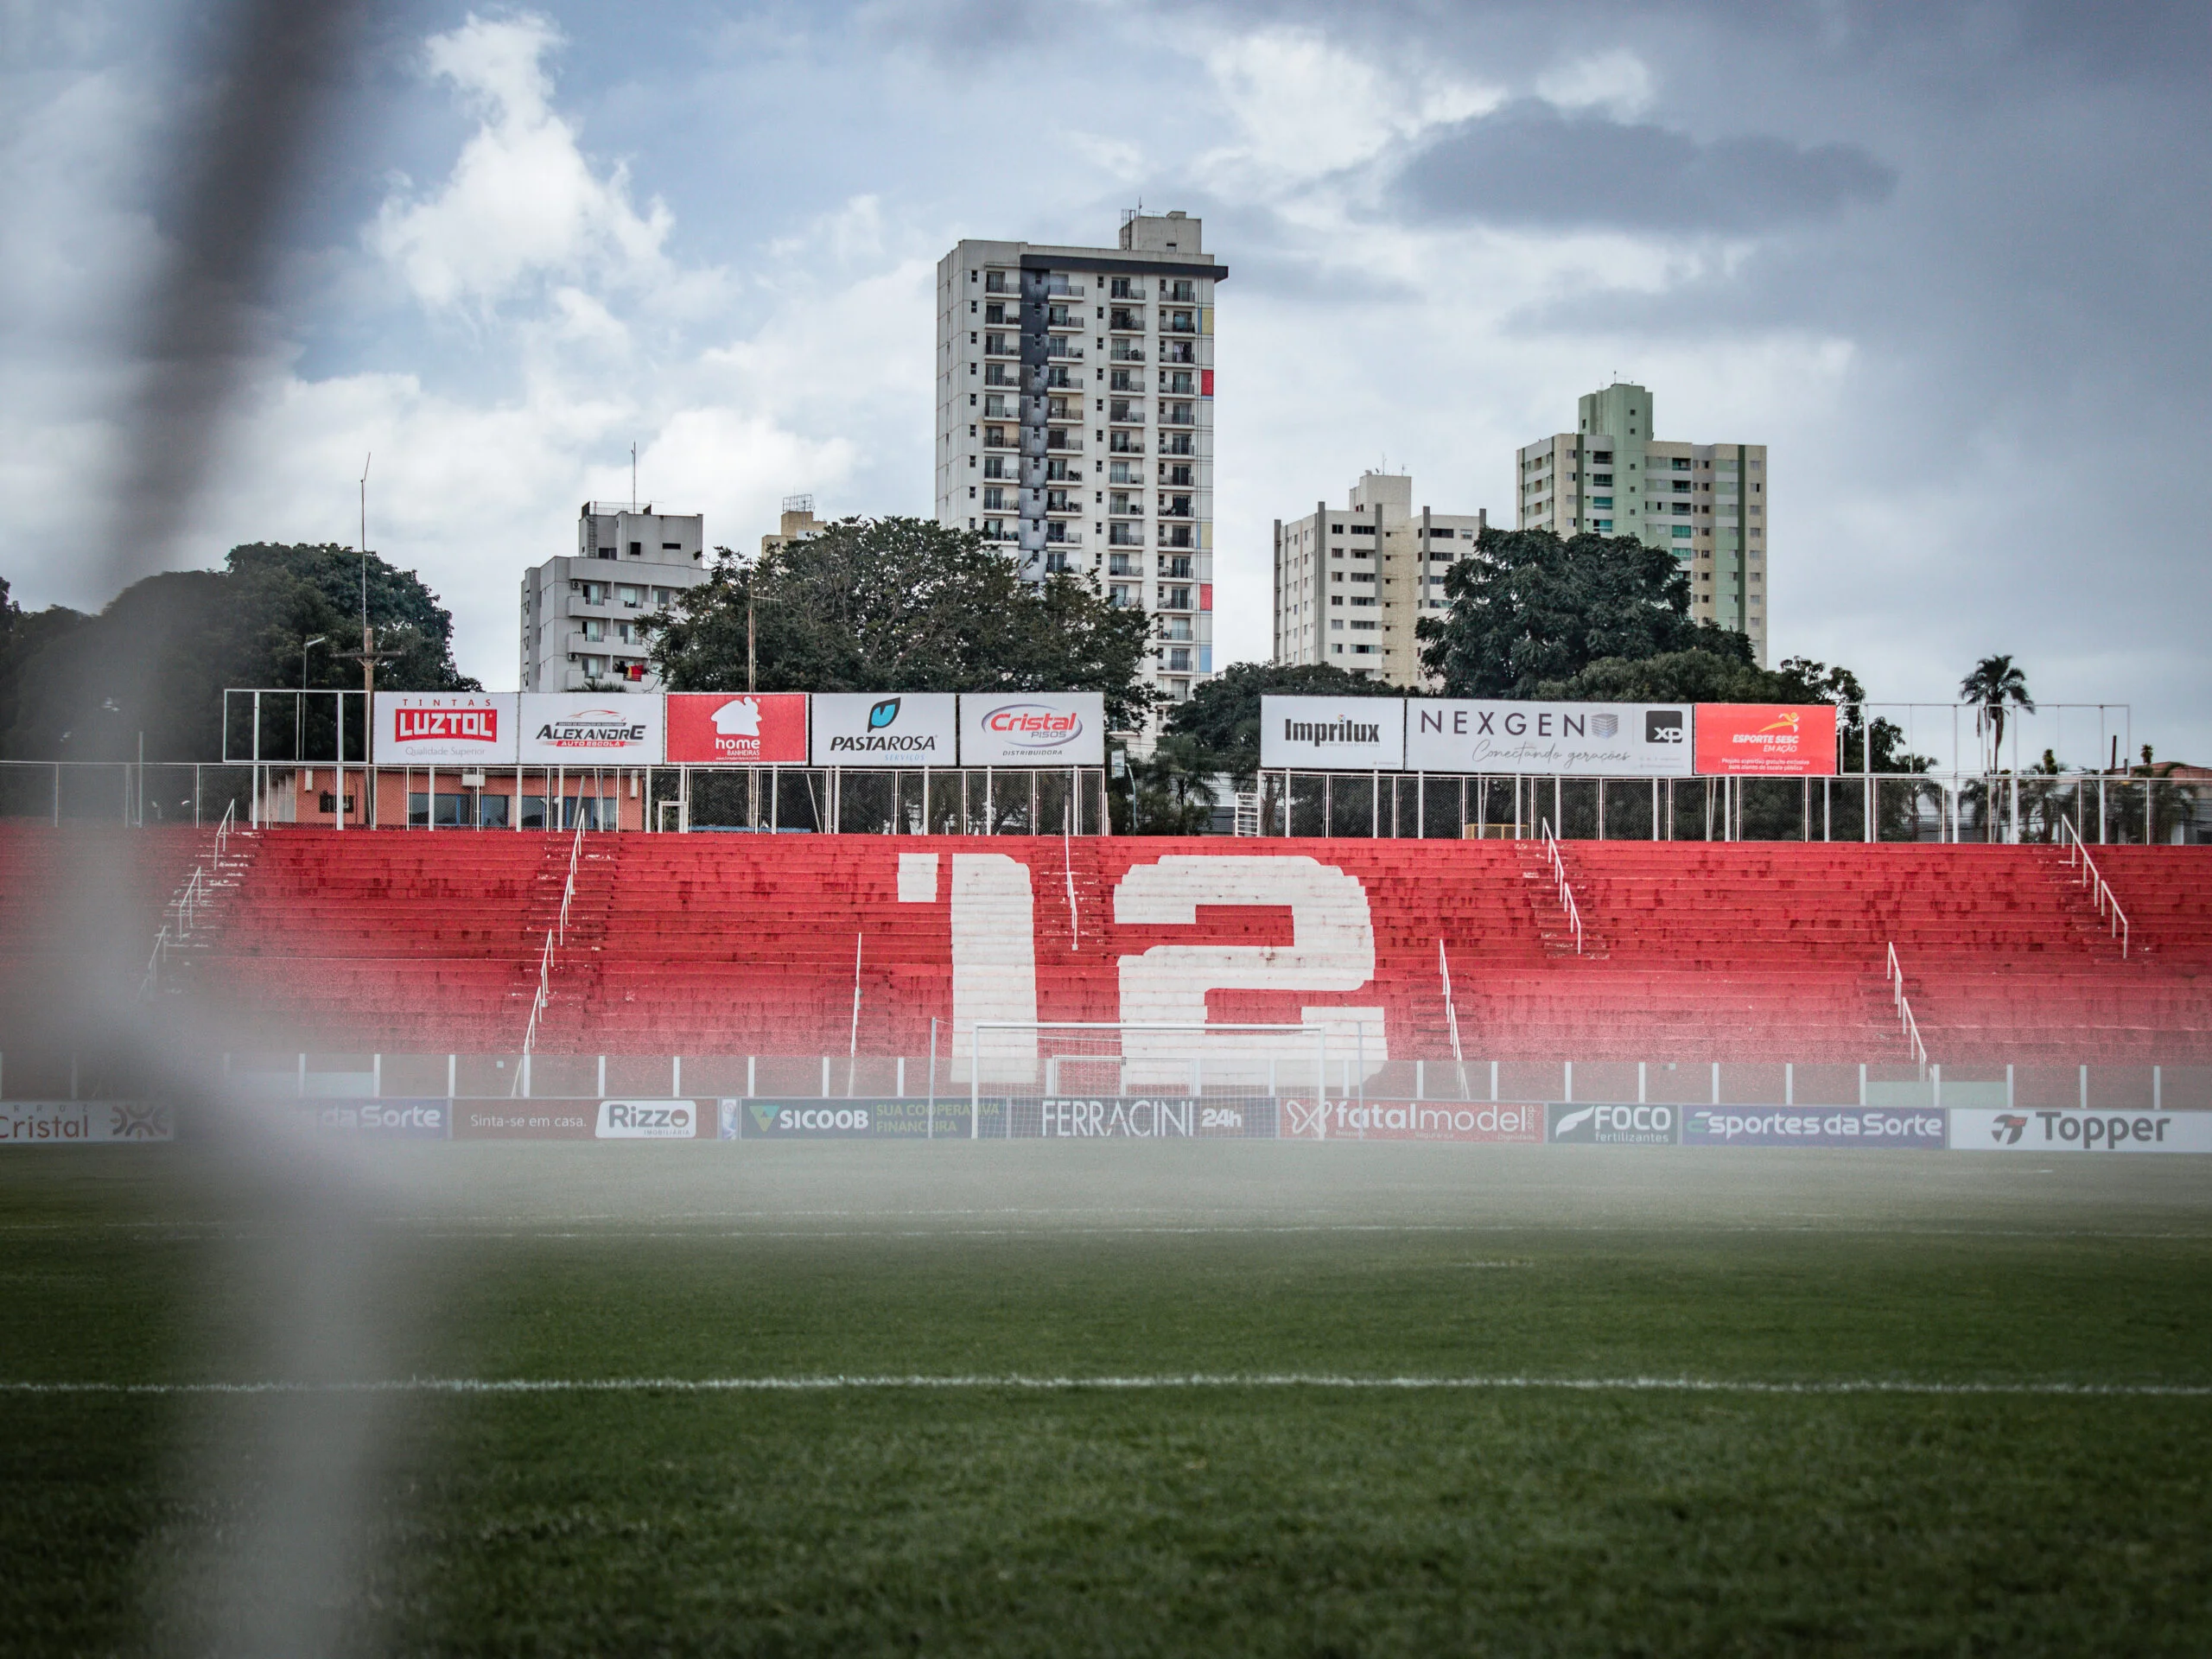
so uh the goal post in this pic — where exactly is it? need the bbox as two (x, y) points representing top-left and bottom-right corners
(969, 1022), (1328, 1141)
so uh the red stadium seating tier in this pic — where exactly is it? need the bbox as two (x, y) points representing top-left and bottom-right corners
(103, 830), (2208, 1067)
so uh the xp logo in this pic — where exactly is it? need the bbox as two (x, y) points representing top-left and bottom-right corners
(1645, 710), (1685, 745)
(1991, 1112), (2029, 1146)
(868, 697), (901, 730)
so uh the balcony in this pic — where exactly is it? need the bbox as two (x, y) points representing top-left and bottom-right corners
(1157, 556), (1194, 579)
(983, 427), (1021, 450)
(1108, 279), (1147, 301)
(1108, 309), (1144, 333)
(1045, 336), (1084, 360)
(1108, 402), (1145, 424)
(1160, 340), (1196, 365)
(1109, 342), (1145, 363)
(1159, 403), (1196, 427)
(983, 334), (1020, 357)
(1109, 553), (1141, 575)
(1163, 314), (1197, 334)
(1158, 496), (1193, 518)
(1039, 276), (1084, 298)
(1043, 526), (1082, 547)
(982, 365), (1021, 387)
(983, 272), (1016, 295)
(1159, 433), (1195, 456)
(1160, 524), (1195, 549)
(1108, 433), (1145, 455)
(1043, 430), (1083, 453)
(1107, 524), (1144, 547)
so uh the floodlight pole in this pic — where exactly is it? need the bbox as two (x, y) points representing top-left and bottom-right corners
(359, 454), (373, 697)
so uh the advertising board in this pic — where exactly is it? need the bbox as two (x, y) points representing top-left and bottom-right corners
(810, 693), (958, 766)
(1681, 1106), (1945, 1148)
(1949, 1108), (2212, 1154)
(517, 693), (664, 764)
(1258, 696), (1407, 770)
(372, 692), (518, 764)
(0, 1101), (174, 1145)
(308, 1099), (448, 1139)
(1035, 1096), (1274, 1138)
(451, 1102), (595, 1140)
(1280, 1098), (1542, 1142)
(724, 1098), (881, 1138)
(1405, 702), (1693, 777)
(959, 692), (1106, 766)
(594, 1099), (699, 1139)
(1548, 1102), (1678, 1144)
(1694, 704), (1839, 777)
(664, 693), (808, 765)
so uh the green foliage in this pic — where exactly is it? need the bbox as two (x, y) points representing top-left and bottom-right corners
(1110, 731), (1219, 835)
(1960, 652), (2035, 770)
(1417, 527), (1752, 696)
(649, 518), (1159, 730)
(0, 546), (474, 761)
(1163, 660), (1402, 787)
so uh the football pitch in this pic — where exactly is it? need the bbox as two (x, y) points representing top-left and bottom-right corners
(5, 1143), (2210, 1655)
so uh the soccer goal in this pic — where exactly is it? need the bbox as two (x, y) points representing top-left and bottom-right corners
(967, 1021), (1332, 1141)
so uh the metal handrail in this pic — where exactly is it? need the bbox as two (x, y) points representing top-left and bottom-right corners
(1539, 818), (1585, 954)
(1438, 938), (1466, 1066)
(1885, 942), (1929, 1072)
(517, 818), (591, 1083)
(2056, 817), (2130, 957)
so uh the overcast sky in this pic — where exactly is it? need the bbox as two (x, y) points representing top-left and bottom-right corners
(4, 0), (2207, 767)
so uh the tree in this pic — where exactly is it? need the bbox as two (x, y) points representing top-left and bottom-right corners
(1163, 660), (1405, 788)
(1417, 526), (1751, 696)
(0, 546), (475, 760)
(1959, 653), (2034, 772)
(649, 518), (1158, 730)
(1114, 732), (1219, 836)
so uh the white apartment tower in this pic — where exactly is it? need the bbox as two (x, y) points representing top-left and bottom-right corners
(935, 212), (1225, 707)
(1516, 383), (1769, 664)
(1272, 473), (1486, 687)
(518, 504), (708, 692)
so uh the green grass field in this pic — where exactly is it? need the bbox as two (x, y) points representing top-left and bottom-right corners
(4, 1143), (2210, 1655)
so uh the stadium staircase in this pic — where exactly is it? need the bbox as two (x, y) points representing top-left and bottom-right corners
(3, 827), (2204, 1067)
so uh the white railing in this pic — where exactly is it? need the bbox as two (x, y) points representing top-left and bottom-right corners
(1885, 942), (1929, 1071)
(138, 802), (248, 1000)
(2056, 816), (2130, 957)
(1539, 818), (1585, 955)
(514, 818), (590, 1089)
(1438, 938), (1466, 1066)
(556, 817), (584, 946)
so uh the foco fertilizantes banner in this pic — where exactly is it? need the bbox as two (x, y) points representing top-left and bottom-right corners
(1404, 702), (1693, 777)
(517, 694), (665, 764)
(372, 692), (518, 764)
(810, 693), (958, 766)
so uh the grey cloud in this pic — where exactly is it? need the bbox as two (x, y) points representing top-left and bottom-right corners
(1394, 100), (1896, 233)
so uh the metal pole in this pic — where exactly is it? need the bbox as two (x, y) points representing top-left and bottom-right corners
(928, 1017), (938, 1141)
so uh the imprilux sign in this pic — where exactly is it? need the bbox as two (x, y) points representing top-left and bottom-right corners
(1258, 696), (1407, 770)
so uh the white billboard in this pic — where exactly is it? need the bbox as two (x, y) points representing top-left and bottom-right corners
(517, 693), (665, 764)
(372, 692), (518, 764)
(1259, 696), (1407, 770)
(1950, 1108), (2212, 1154)
(1403, 701), (1693, 776)
(959, 692), (1105, 766)
(810, 693), (959, 766)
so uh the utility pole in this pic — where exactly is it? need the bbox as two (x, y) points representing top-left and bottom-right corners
(747, 563), (756, 693)
(359, 454), (373, 696)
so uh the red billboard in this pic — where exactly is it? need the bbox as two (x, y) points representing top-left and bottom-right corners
(664, 693), (808, 765)
(1695, 704), (1838, 776)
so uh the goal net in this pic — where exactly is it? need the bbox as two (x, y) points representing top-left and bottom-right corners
(967, 1022), (1329, 1141)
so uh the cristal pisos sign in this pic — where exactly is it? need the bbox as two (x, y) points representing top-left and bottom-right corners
(960, 693), (1104, 765)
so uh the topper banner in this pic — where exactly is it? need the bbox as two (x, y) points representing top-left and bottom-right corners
(664, 693), (809, 765)
(810, 693), (958, 766)
(517, 693), (664, 764)
(372, 692), (519, 764)
(959, 693), (1105, 766)
(1403, 701), (1694, 777)
(1259, 696), (1408, 770)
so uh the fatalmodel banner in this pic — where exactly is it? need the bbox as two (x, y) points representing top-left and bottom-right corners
(1259, 696), (1407, 770)
(1950, 1108), (2212, 1154)
(810, 693), (959, 766)
(1694, 704), (1839, 777)
(518, 694), (665, 764)
(960, 693), (1106, 766)
(372, 692), (518, 764)
(1682, 1106), (1946, 1148)
(1281, 1098), (1542, 1142)
(664, 693), (808, 765)
(0, 1101), (174, 1145)
(1405, 702), (1693, 776)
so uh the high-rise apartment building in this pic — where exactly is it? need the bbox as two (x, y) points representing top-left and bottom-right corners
(934, 212), (1225, 708)
(518, 503), (707, 692)
(1272, 473), (1485, 686)
(1516, 383), (1769, 664)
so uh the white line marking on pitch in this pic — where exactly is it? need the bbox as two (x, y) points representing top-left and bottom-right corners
(5, 1376), (2208, 1398)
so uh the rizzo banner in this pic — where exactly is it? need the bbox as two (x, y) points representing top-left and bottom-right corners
(1259, 696), (1407, 771)
(1950, 1108), (2212, 1154)
(1281, 1098), (1543, 1142)
(960, 693), (1106, 766)
(1682, 1106), (1945, 1148)
(0, 1101), (174, 1145)
(518, 694), (665, 764)
(1405, 702), (1693, 777)
(664, 693), (808, 765)
(372, 692), (518, 764)
(1694, 704), (1840, 777)
(810, 693), (958, 766)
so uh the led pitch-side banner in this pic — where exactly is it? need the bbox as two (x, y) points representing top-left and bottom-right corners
(1695, 704), (1840, 777)
(810, 693), (958, 766)
(1405, 701), (1693, 777)
(517, 693), (665, 764)
(372, 691), (518, 764)
(1259, 696), (1407, 770)
(664, 692), (809, 765)
(960, 692), (1105, 766)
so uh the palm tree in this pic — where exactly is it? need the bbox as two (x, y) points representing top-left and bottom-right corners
(1960, 654), (2035, 774)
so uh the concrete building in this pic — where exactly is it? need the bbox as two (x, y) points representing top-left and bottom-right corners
(1516, 383), (1769, 663)
(761, 494), (824, 559)
(1272, 473), (1486, 686)
(934, 211), (1225, 709)
(518, 503), (706, 692)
